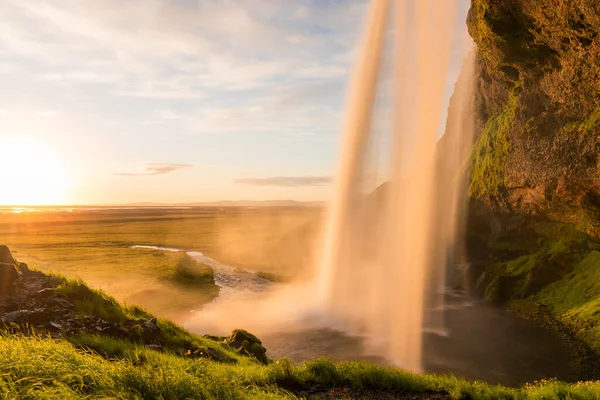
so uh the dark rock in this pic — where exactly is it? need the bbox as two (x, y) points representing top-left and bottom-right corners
(226, 329), (268, 365)
(3, 300), (20, 313)
(1, 310), (28, 324)
(0, 262), (20, 297)
(1, 309), (50, 325)
(130, 318), (161, 342)
(37, 288), (55, 297)
(203, 334), (226, 342)
(49, 321), (63, 330)
(48, 297), (75, 310)
(0, 246), (16, 265)
(185, 346), (237, 364)
(227, 329), (262, 348)
(17, 262), (30, 275)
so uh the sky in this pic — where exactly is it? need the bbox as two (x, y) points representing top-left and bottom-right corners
(0, 0), (471, 205)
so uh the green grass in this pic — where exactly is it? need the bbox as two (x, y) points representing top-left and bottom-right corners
(2, 333), (600, 399)
(537, 251), (600, 354)
(170, 253), (215, 287)
(54, 277), (151, 323)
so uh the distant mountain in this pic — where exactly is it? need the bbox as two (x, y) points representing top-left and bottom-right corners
(124, 200), (324, 207)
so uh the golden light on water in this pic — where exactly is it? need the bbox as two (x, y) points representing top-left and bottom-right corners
(0, 137), (69, 205)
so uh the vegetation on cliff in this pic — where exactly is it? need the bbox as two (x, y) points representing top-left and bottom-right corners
(459, 0), (600, 379)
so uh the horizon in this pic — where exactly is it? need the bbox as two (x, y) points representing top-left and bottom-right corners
(0, 0), (470, 206)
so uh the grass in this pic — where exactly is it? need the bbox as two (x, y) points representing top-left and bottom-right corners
(2, 332), (600, 399)
(170, 253), (215, 287)
(0, 270), (597, 399)
(536, 251), (600, 354)
(53, 276), (153, 323)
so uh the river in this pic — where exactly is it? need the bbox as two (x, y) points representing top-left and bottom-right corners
(133, 245), (578, 387)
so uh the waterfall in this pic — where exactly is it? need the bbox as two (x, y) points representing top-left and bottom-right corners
(316, 0), (474, 373)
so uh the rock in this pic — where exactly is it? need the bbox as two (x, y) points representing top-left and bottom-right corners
(0, 246), (16, 265)
(2, 299), (20, 313)
(1, 309), (50, 325)
(49, 321), (63, 330)
(0, 246), (21, 297)
(203, 334), (226, 342)
(37, 288), (55, 297)
(227, 329), (262, 348)
(48, 297), (75, 310)
(17, 263), (30, 275)
(250, 342), (268, 365)
(185, 346), (237, 364)
(137, 318), (160, 341)
(1, 310), (28, 324)
(226, 329), (268, 365)
(145, 344), (162, 351)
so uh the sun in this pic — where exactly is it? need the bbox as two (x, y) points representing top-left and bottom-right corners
(0, 137), (70, 205)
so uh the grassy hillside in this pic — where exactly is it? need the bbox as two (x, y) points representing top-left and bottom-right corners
(0, 262), (597, 399)
(6, 333), (600, 399)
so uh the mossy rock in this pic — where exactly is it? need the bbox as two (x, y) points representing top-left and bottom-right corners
(226, 329), (268, 364)
(227, 329), (262, 347)
(250, 342), (268, 365)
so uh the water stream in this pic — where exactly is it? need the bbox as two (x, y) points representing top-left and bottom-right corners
(133, 245), (578, 387)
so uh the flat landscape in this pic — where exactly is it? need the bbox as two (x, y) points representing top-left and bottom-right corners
(0, 206), (320, 320)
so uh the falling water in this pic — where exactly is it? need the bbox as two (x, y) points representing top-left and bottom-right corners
(316, 0), (474, 373)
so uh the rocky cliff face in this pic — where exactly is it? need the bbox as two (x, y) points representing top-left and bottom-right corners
(466, 0), (600, 238)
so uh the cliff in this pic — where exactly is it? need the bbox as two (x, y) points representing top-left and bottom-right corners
(460, 0), (600, 376)
(466, 0), (600, 236)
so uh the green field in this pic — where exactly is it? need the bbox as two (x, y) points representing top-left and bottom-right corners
(0, 207), (319, 320)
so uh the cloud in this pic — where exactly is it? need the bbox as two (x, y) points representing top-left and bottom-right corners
(1, 0), (367, 98)
(34, 110), (59, 117)
(115, 163), (193, 176)
(234, 176), (331, 187)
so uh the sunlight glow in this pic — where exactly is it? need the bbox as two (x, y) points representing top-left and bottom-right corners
(0, 137), (69, 205)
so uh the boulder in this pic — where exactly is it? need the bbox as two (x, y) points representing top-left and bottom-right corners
(227, 329), (262, 348)
(0, 246), (16, 265)
(140, 318), (161, 341)
(0, 246), (21, 297)
(1, 309), (50, 325)
(203, 334), (226, 342)
(226, 329), (268, 365)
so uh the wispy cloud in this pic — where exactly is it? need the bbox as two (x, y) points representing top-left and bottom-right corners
(235, 176), (331, 187)
(115, 163), (193, 176)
